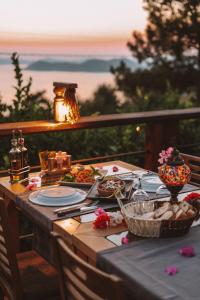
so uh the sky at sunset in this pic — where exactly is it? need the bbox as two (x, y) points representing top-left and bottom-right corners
(0, 0), (147, 55)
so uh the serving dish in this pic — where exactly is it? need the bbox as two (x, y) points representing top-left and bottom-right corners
(87, 178), (134, 201)
(58, 181), (93, 188)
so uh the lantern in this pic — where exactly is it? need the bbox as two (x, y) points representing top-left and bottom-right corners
(53, 82), (80, 124)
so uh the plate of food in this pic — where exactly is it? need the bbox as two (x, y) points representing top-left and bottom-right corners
(87, 176), (133, 201)
(59, 165), (106, 188)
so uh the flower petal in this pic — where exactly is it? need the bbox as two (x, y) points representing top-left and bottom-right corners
(165, 265), (178, 276)
(179, 246), (195, 257)
(121, 237), (129, 245)
(95, 207), (105, 216)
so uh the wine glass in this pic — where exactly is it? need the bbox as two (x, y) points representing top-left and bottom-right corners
(156, 184), (170, 196)
(130, 176), (149, 202)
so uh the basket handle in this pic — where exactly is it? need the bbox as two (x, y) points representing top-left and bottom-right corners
(115, 190), (125, 212)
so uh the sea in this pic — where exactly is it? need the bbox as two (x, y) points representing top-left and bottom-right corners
(0, 53), (122, 105)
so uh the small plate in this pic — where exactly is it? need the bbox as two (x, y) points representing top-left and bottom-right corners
(29, 188), (87, 206)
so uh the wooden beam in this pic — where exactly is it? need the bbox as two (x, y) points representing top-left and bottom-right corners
(145, 119), (179, 171)
(1, 108), (200, 136)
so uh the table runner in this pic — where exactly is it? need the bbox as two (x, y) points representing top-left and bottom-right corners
(16, 183), (199, 231)
(97, 226), (200, 300)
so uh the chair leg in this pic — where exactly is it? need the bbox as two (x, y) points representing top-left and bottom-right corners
(0, 288), (4, 300)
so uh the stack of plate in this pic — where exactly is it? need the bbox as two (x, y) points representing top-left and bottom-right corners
(29, 186), (86, 206)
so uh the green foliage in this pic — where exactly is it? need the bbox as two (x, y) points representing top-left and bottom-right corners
(128, 0), (200, 69)
(112, 0), (200, 105)
(0, 53), (53, 122)
(80, 84), (120, 116)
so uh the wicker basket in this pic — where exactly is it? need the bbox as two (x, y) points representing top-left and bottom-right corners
(118, 200), (197, 238)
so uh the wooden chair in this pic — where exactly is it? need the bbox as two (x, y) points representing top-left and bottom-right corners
(0, 198), (60, 300)
(52, 232), (125, 300)
(181, 153), (200, 186)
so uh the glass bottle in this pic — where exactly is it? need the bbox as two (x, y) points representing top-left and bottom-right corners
(18, 130), (28, 169)
(9, 131), (21, 182)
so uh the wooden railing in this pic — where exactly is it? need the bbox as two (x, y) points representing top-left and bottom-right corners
(1, 107), (200, 171)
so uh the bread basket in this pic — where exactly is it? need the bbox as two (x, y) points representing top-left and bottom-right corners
(116, 196), (197, 238)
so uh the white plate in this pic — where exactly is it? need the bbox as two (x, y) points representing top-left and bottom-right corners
(29, 188), (86, 207)
(39, 186), (76, 199)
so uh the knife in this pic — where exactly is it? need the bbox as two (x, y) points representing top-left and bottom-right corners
(54, 200), (99, 215)
(56, 205), (98, 217)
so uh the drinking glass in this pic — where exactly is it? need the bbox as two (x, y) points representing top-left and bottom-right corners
(131, 176), (149, 202)
(156, 184), (170, 196)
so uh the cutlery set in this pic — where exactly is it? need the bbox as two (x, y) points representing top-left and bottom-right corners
(54, 200), (99, 217)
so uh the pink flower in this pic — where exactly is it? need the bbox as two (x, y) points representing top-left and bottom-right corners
(158, 147), (174, 164)
(26, 183), (37, 191)
(166, 147), (173, 155)
(95, 207), (106, 216)
(165, 265), (178, 276)
(121, 236), (129, 245)
(179, 246), (195, 257)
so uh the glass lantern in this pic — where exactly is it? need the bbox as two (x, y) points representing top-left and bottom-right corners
(53, 82), (80, 124)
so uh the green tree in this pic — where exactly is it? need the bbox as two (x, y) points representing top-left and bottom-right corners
(7, 53), (52, 121)
(112, 0), (200, 105)
(128, 0), (200, 68)
(80, 84), (119, 116)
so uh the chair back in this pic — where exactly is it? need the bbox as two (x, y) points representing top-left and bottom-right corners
(0, 198), (23, 300)
(181, 153), (200, 186)
(52, 232), (125, 300)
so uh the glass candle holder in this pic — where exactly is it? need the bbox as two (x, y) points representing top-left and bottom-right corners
(53, 82), (80, 124)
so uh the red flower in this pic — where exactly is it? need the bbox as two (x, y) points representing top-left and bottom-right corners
(183, 192), (200, 202)
(112, 166), (119, 172)
(93, 213), (110, 229)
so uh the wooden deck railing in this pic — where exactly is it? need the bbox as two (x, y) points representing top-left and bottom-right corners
(1, 107), (200, 171)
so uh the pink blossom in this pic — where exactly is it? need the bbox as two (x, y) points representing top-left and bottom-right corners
(166, 147), (173, 155)
(165, 265), (178, 276)
(158, 147), (174, 164)
(95, 207), (106, 216)
(179, 246), (195, 257)
(121, 236), (129, 245)
(26, 183), (37, 191)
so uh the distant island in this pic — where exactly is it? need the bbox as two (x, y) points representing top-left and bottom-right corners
(26, 58), (138, 73)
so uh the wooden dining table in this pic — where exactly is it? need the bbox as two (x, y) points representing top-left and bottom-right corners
(0, 161), (142, 263)
(1, 160), (200, 300)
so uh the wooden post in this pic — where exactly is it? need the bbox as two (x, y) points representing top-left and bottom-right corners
(145, 119), (179, 172)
